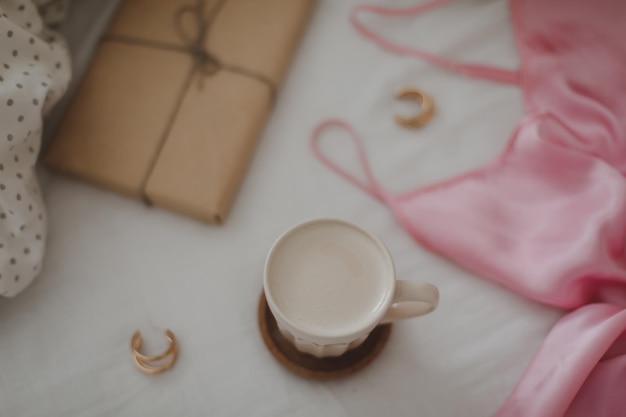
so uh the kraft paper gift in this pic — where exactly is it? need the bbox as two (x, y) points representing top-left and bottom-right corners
(45, 0), (315, 223)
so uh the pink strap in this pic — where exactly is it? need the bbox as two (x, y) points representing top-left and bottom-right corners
(351, 0), (521, 85)
(311, 119), (390, 203)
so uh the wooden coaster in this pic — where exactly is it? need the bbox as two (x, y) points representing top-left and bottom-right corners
(258, 293), (391, 380)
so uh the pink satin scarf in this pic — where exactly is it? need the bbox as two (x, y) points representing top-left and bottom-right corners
(311, 0), (626, 415)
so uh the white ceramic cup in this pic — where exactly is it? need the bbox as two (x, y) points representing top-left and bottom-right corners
(264, 218), (439, 357)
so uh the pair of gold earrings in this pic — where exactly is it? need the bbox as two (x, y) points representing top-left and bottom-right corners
(131, 329), (178, 374)
(128, 89), (431, 375)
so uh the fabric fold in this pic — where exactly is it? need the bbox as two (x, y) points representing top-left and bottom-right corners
(0, 0), (71, 297)
(312, 0), (626, 414)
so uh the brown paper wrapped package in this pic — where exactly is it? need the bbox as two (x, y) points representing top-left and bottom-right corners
(45, 0), (315, 223)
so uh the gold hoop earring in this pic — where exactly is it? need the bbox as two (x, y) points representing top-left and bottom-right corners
(131, 329), (178, 374)
(394, 87), (435, 128)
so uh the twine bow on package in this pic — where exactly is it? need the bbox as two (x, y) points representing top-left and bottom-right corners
(46, 0), (315, 223)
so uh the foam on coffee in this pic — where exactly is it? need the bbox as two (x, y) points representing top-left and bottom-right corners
(267, 221), (390, 335)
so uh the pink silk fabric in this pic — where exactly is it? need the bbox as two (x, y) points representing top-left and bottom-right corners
(311, 0), (626, 416)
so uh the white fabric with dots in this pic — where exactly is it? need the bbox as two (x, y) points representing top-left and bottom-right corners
(0, 0), (70, 297)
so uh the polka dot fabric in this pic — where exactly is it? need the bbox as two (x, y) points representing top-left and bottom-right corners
(0, 0), (70, 297)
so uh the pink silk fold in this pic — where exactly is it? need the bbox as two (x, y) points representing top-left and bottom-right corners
(311, 0), (626, 415)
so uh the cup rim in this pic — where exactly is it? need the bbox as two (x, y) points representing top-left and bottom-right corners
(263, 218), (396, 344)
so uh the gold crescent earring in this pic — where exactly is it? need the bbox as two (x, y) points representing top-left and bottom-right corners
(394, 87), (435, 128)
(131, 329), (178, 374)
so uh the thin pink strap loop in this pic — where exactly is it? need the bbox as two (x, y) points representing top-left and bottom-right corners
(311, 119), (388, 202)
(350, 0), (521, 85)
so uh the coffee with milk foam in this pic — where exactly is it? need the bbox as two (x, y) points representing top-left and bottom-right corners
(267, 221), (389, 334)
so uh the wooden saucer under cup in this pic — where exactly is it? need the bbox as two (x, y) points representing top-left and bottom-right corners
(258, 292), (392, 380)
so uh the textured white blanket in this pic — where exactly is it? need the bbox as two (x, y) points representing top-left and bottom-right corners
(0, 1), (563, 416)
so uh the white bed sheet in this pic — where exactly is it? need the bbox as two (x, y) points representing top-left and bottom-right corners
(0, 1), (564, 416)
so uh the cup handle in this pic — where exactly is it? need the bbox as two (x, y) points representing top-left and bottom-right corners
(380, 281), (439, 324)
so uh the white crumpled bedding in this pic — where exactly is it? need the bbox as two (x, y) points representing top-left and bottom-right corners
(0, 1), (564, 416)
